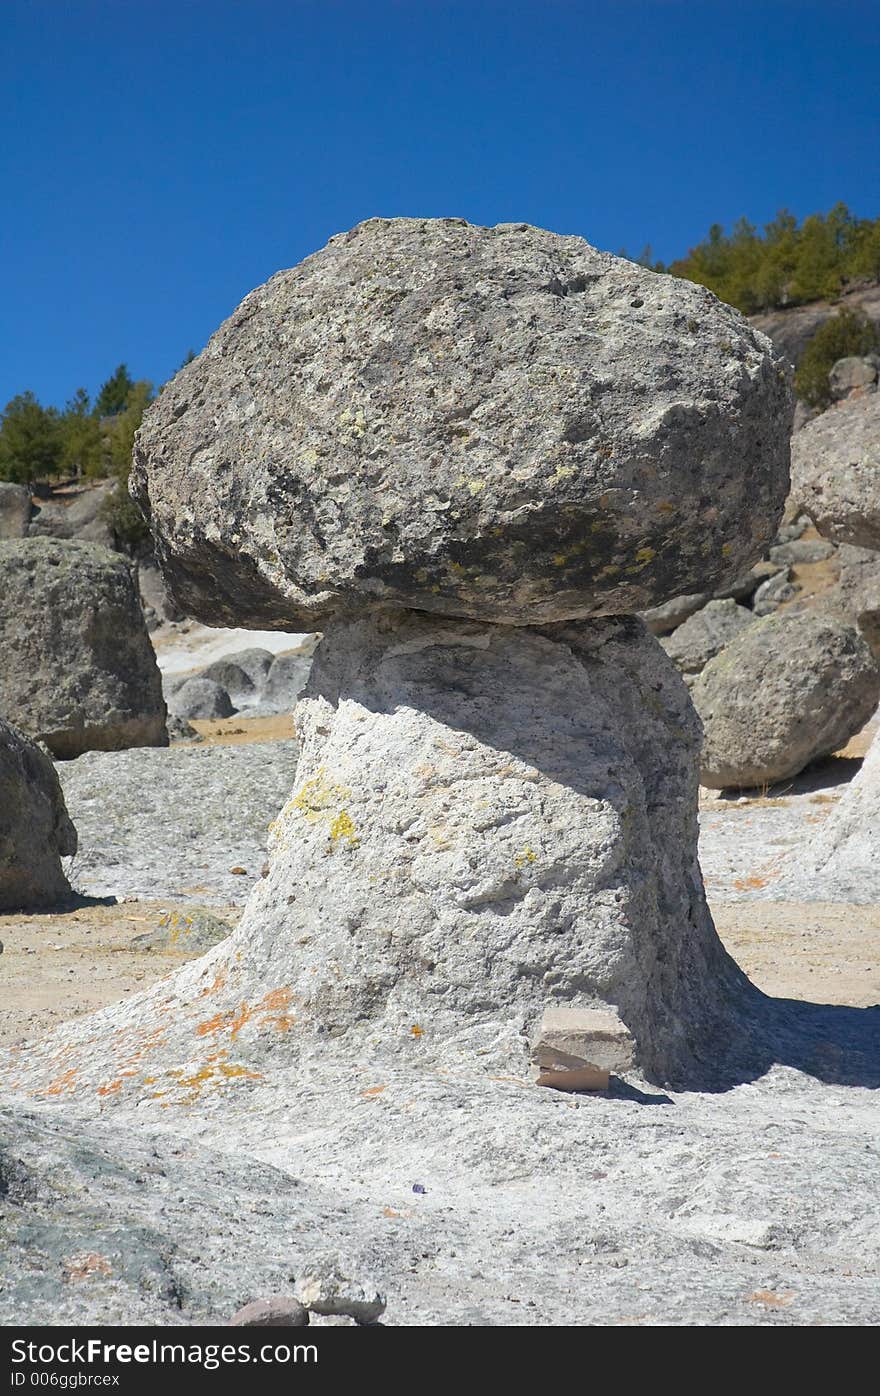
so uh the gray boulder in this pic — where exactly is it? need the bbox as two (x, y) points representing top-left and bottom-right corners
(640, 592), (708, 636)
(204, 647), (274, 694)
(752, 566), (798, 615)
(261, 652), (313, 710)
(137, 559), (185, 628)
(660, 599), (754, 682)
(828, 354), (879, 400)
(132, 218), (792, 629)
(791, 392), (880, 549)
(0, 538), (167, 759)
(168, 677), (235, 720)
(0, 718), (77, 910)
(768, 537), (835, 566)
(29, 481), (115, 549)
(0, 483), (32, 539)
(694, 611), (880, 789)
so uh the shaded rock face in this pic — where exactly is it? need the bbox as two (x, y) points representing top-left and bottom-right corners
(0, 539), (167, 759)
(0, 719), (77, 910)
(133, 218), (792, 629)
(791, 392), (880, 549)
(694, 611), (880, 789)
(29, 482), (115, 549)
(0, 483), (32, 539)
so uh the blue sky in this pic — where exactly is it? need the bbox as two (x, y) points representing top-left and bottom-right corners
(2, 0), (878, 408)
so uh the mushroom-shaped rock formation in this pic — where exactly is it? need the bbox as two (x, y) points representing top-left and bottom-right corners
(8, 220), (793, 1098)
(133, 218), (791, 629)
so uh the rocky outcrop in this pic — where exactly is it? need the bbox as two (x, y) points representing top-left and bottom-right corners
(0, 538), (167, 758)
(0, 719), (76, 910)
(133, 218), (791, 629)
(29, 481), (115, 549)
(791, 392), (880, 549)
(751, 282), (880, 367)
(694, 611), (880, 788)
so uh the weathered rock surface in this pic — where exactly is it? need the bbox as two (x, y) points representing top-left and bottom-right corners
(752, 566), (798, 616)
(260, 652), (313, 711)
(0, 539), (167, 759)
(0, 720), (76, 910)
(661, 599), (754, 682)
(694, 611), (880, 789)
(791, 392), (880, 549)
(133, 218), (791, 629)
(0, 482), (31, 539)
(168, 676), (235, 720)
(229, 1297), (310, 1327)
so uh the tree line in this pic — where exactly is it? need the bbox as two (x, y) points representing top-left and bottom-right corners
(630, 202), (880, 316)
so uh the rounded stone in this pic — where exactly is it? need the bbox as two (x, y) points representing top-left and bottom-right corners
(693, 611), (880, 789)
(133, 218), (792, 629)
(0, 718), (77, 910)
(0, 538), (167, 759)
(168, 676), (235, 720)
(791, 392), (880, 550)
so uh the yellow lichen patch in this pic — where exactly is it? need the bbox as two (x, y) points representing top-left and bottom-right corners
(329, 809), (359, 846)
(163, 1061), (264, 1105)
(97, 1079), (123, 1097)
(635, 546), (655, 564)
(410, 1024), (424, 1038)
(514, 847), (537, 869)
(553, 465), (578, 481)
(289, 768), (360, 851)
(655, 500), (675, 514)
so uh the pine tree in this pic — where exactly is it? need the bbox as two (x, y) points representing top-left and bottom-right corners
(0, 392), (62, 484)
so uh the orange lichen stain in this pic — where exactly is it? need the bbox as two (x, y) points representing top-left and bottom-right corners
(197, 967), (228, 999)
(261, 987), (293, 1012)
(747, 1290), (795, 1308)
(410, 1024), (423, 1038)
(383, 1206), (401, 1218)
(732, 874), (771, 891)
(97, 1080), (123, 1097)
(361, 1085), (387, 1098)
(64, 1253), (112, 1281)
(42, 1068), (78, 1097)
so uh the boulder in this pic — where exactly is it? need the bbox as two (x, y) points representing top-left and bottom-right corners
(693, 611), (880, 789)
(0, 539), (167, 759)
(0, 483), (32, 539)
(768, 537), (835, 566)
(261, 652), (313, 711)
(660, 598), (754, 682)
(828, 354), (879, 400)
(168, 677), (234, 720)
(29, 481), (115, 548)
(138, 559), (185, 628)
(791, 392), (880, 549)
(640, 592), (708, 636)
(204, 647), (274, 693)
(0, 719), (77, 910)
(752, 566), (798, 615)
(132, 218), (792, 629)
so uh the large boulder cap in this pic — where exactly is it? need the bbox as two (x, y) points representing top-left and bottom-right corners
(133, 218), (792, 628)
